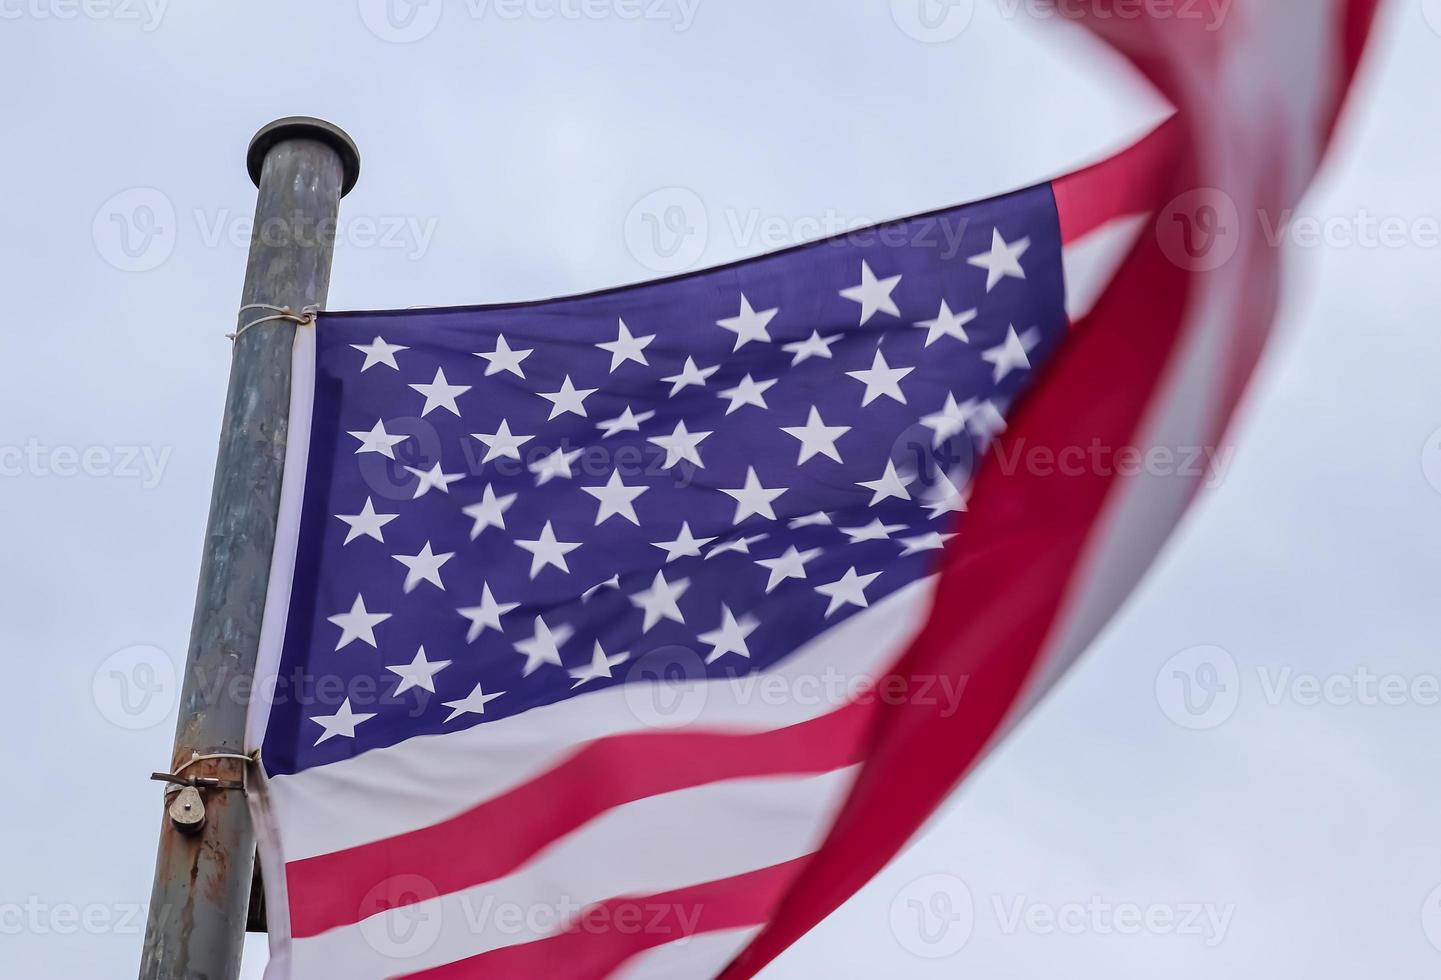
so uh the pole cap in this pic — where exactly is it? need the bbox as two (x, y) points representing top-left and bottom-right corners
(247, 116), (361, 197)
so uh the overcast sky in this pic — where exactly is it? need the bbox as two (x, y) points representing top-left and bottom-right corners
(2, 0), (1438, 977)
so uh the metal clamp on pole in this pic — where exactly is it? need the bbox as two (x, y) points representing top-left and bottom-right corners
(149, 752), (255, 836)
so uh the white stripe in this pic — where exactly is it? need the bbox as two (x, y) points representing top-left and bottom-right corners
(610, 926), (762, 980)
(289, 769), (858, 980)
(266, 578), (933, 860)
(1062, 213), (1148, 321)
(246, 326), (316, 978)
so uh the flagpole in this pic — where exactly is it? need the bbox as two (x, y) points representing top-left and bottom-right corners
(138, 116), (360, 980)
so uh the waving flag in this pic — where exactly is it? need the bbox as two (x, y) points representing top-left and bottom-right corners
(247, 3), (1379, 976)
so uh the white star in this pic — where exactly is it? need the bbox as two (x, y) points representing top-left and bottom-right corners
(529, 446), (582, 485)
(840, 518), (905, 543)
(471, 419), (533, 462)
(845, 350), (912, 406)
(409, 367), (471, 417)
(462, 484), (515, 539)
(705, 534), (767, 559)
(630, 570), (690, 631)
(981, 325), (1037, 382)
(348, 419), (409, 458)
(569, 641), (630, 688)
(662, 357), (719, 397)
(515, 521), (582, 578)
(857, 460), (914, 505)
(782, 330), (841, 366)
(969, 400), (1008, 446)
(442, 683), (505, 723)
(925, 470), (969, 519)
(968, 228), (1030, 292)
(335, 497), (398, 545)
(581, 471), (649, 526)
(780, 407), (849, 464)
(598, 405), (655, 439)
(350, 336), (408, 372)
(716, 294), (778, 350)
(515, 616), (573, 676)
(404, 461), (464, 498)
(327, 594), (390, 650)
(597, 317), (654, 372)
(719, 467), (787, 524)
(899, 530), (957, 556)
(921, 393), (974, 447)
(698, 604), (759, 664)
(581, 574), (621, 602)
(839, 259), (902, 325)
(651, 522), (716, 562)
(915, 300), (976, 347)
(311, 698), (376, 744)
(754, 545), (822, 593)
(717, 374), (776, 415)
(457, 584), (519, 642)
(475, 334), (532, 378)
(386, 646), (452, 696)
(393, 541), (454, 593)
(647, 420), (712, 469)
(788, 511), (832, 529)
(814, 566), (882, 617)
(538, 375), (599, 420)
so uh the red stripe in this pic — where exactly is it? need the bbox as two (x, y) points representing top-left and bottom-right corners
(395, 858), (807, 980)
(287, 702), (871, 939)
(1052, 117), (1182, 244)
(723, 185), (1197, 980)
(721, 5), (1383, 977)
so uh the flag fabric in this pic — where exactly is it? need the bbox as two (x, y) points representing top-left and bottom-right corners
(247, 4), (1379, 976)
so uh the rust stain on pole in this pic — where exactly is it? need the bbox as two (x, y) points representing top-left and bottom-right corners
(139, 117), (360, 980)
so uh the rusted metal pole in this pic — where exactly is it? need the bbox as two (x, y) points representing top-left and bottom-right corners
(139, 116), (360, 980)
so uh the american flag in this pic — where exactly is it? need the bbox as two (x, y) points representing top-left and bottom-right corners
(247, 3), (1379, 976)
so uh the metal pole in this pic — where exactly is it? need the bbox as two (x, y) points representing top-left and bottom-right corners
(139, 116), (360, 980)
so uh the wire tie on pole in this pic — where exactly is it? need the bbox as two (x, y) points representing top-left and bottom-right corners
(228, 303), (320, 342)
(150, 751), (255, 797)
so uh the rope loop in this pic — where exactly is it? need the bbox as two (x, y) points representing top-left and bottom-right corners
(227, 303), (320, 342)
